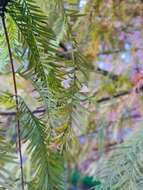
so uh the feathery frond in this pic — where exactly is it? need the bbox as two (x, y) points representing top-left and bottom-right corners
(91, 126), (143, 190)
(18, 97), (66, 190)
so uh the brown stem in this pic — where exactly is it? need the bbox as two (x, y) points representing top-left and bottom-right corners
(0, 88), (139, 116)
(1, 15), (25, 190)
(97, 47), (143, 56)
(0, 109), (45, 116)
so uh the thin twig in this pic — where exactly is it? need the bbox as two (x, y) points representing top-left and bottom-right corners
(0, 109), (45, 116)
(97, 47), (143, 56)
(0, 87), (140, 116)
(97, 90), (130, 103)
(2, 15), (25, 190)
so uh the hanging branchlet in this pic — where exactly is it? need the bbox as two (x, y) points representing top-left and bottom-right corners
(0, 1), (25, 189)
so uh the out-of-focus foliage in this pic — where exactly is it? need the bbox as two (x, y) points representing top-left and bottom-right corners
(0, 0), (143, 190)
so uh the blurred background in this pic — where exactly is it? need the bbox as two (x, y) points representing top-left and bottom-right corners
(1, 0), (143, 189)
